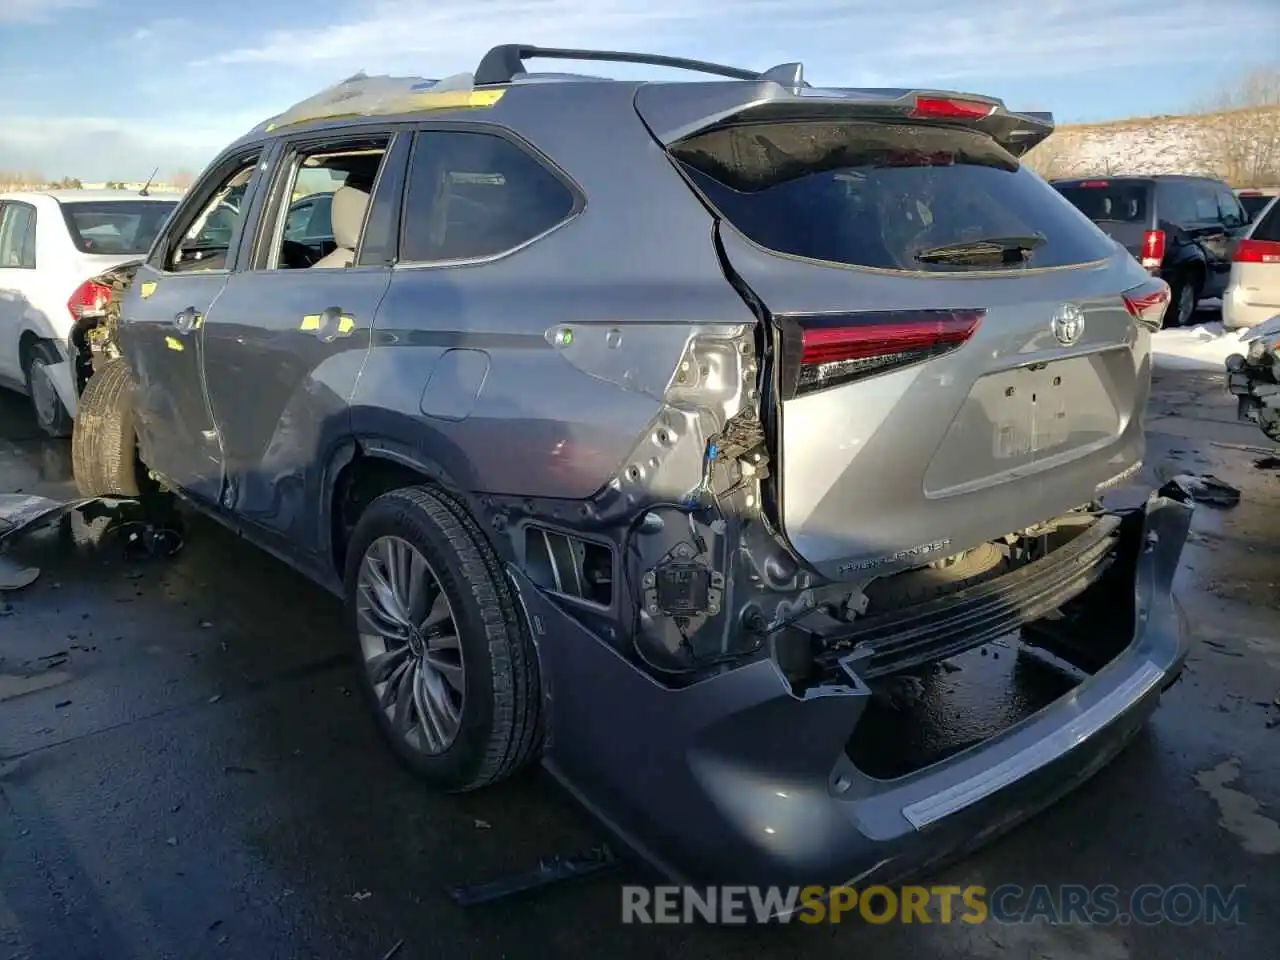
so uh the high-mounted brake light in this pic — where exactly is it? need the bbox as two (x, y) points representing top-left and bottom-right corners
(782, 310), (984, 398)
(1233, 238), (1280, 264)
(67, 279), (113, 323)
(909, 96), (996, 121)
(1079, 180), (1110, 188)
(1140, 229), (1166, 270)
(1122, 278), (1171, 330)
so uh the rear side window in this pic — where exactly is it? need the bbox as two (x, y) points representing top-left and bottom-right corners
(1055, 181), (1150, 224)
(0, 201), (37, 268)
(60, 200), (177, 255)
(671, 121), (1116, 272)
(400, 131), (578, 263)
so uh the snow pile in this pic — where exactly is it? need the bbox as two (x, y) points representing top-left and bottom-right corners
(1151, 321), (1249, 371)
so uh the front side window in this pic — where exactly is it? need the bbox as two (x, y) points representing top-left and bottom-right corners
(264, 138), (389, 269)
(165, 156), (260, 273)
(1216, 189), (1245, 229)
(0, 202), (37, 269)
(400, 131), (578, 263)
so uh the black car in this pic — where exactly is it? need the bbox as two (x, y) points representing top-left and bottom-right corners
(1052, 175), (1249, 327)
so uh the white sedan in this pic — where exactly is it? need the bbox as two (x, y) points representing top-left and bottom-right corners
(0, 190), (178, 435)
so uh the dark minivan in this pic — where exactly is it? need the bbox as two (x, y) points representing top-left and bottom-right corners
(1052, 174), (1248, 327)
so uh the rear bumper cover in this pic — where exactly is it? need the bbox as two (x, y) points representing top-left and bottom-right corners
(510, 492), (1192, 891)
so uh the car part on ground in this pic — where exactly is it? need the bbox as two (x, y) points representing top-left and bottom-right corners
(1225, 314), (1280, 442)
(70, 45), (1190, 895)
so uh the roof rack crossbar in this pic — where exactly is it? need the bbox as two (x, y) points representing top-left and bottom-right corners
(474, 44), (767, 85)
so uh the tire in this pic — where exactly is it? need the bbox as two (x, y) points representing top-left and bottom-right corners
(23, 340), (73, 438)
(71, 357), (144, 498)
(344, 485), (542, 791)
(1166, 272), (1201, 329)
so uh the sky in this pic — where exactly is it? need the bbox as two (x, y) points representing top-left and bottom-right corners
(0, 0), (1276, 181)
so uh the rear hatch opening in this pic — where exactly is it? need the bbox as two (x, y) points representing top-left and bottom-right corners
(632, 85), (1171, 770)
(641, 85), (1166, 585)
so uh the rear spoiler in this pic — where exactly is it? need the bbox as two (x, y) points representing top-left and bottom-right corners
(633, 83), (1056, 158)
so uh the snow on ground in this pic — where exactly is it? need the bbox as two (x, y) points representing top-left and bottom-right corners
(1152, 319), (1249, 371)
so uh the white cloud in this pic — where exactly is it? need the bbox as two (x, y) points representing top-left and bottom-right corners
(0, 0), (97, 23)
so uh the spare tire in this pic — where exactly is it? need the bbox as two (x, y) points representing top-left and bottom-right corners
(71, 357), (145, 498)
(863, 542), (1009, 610)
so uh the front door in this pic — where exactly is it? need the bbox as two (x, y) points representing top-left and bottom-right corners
(200, 129), (405, 562)
(117, 149), (268, 505)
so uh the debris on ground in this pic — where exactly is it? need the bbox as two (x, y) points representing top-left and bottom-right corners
(1256, 456), (1280, 471)
(0, 556), (40, 591)
(1157, 472), (1242, 508)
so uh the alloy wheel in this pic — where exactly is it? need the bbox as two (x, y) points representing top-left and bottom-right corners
(356, 535), (466, 755)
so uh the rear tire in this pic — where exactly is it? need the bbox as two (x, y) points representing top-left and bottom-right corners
(71, 357), (145, 498)
(23, 341), (73, 438)
(1166, 272), (1201, 328)
(344, 485), (543, 792)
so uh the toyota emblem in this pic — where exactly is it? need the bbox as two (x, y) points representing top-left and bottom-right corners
(1051, 303), (1085, 346)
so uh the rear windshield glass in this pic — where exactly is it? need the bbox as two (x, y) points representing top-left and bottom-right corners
(1242, 195), (1277, 227)
(671, 121), (1116, 272)
(60, 200), (177, 255)
(1054, 182), (1150, 223)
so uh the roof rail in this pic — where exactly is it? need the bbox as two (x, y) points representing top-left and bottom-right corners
(473, 44), (806, 86)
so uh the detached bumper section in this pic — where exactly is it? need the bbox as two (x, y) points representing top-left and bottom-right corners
(1226, 325), (1280, 441)
(509, 493), (1191, 891)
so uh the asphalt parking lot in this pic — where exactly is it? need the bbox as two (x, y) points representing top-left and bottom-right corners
(2, 348), (1279, 960)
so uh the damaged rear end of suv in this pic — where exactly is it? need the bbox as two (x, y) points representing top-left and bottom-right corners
(502, 65), (1190, 895)
(71, 49), (1193, 904)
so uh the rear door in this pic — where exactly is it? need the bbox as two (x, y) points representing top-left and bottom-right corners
(1231, 199), (1280, 317)
(1053, 179), (1153, 258)
(643, 98), (1160, 580)
(117, 149), (268, 504)
(1185, 180), (1234, 297)
(199, 128), (405, 562)
(0, 199), (39, 384)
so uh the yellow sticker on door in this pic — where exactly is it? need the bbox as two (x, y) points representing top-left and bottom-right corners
(140, 281), (157, 299)
(164, 336), (185, 352)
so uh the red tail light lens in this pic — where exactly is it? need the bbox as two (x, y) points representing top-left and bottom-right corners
(909, 96), (996, 121)
(68, 279), (113, 322)
(782, 310), (984, 398)
(1122, 278), (1171, 330)
(1234, 238), (1280, 264)
(1140, 229), (1166, 269)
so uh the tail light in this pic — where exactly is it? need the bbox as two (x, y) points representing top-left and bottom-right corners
(780, 309), (984, 398)
(1122, 277), (1171, 330)
(1078, 180), (1110, 188)
(68, 279), (113, 323)
(1140, 229), (1165, 270)
(910, 96), (996, 121)
(1233, 238), (1280, 264)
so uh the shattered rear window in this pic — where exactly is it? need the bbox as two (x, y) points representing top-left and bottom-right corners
(671, 121), (1116, 272)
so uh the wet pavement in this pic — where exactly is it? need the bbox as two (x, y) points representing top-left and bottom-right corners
(2, 349), (1279, 960)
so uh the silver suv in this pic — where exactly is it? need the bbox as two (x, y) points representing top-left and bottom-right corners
(72, 45), (1191, 899)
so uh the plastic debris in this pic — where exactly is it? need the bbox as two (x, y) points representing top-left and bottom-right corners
(1157, 473), (1241, 508)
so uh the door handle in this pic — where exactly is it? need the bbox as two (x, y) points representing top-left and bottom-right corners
(301, 306), (357, 343)
(171, 307), (201, 334)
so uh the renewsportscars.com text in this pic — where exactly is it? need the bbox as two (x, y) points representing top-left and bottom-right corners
(622, 883), (1246, 925)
